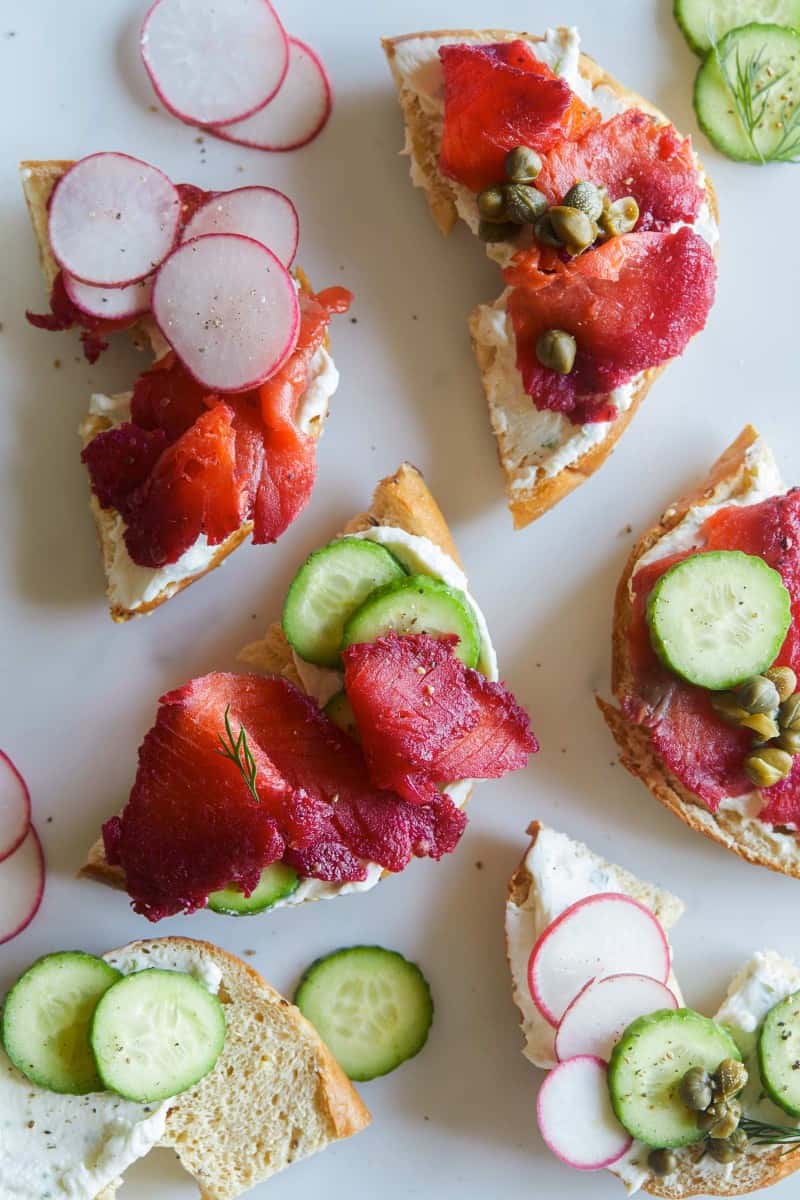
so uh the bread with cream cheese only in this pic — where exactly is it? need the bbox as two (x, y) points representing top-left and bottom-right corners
(506, 822), (800, 1197)
(598, 425), (800, 881)
(20, 160), (340, 622)
(382, 27), (719, 529)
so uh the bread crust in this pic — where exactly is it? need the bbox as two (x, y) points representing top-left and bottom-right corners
(599, 425), (800, 880)
(382, 30), (719, 529)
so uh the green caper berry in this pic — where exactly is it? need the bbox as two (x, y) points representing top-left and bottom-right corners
(744, 746), (794, 788)
(765, 666), (798, 704)
(739, 711), (780, 742)
(478, 219), (518, 243)
(647, 1148), (678, 1177)
(562, 180), (604, 221)
(600, 196), (640, 237)
(533, 212), (562, 248)
(709, 1101), (741, 1139)
(729, 1127), (748, 1152)
(778, 729), (800, 755)
(536, 329), (577, 374)
(697, 1107), (720, 1133)
(503, 183), (548, 225)
(548, 205), (596, 256)
(504, 145), (543, 183)
(679, 1067), (713, 1112)
(713, 1060), (748, 1100)
(735, 675), (780, 715)
(779, 693), (800, 733)
(707, 1138), (737, 1164)
(711, 693), (751, 727)
(477, 186), (508, 221)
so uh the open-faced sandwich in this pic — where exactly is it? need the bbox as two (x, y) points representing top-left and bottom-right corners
(0, 935), (369, 1199)
(80, 464), (537, 919)
(383, 26), (718, 528)
(599, 426), (800, 879)
(22, 155), (351, 621)
(506, 822), (800, 1195)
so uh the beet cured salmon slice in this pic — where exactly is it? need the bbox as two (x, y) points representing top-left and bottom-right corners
(505, 227), (716, 424)
(623, 490), (800, 820)
(103, 672), (468, 920)
(438, 41), (600, 193)
(342, 633), (538, 806)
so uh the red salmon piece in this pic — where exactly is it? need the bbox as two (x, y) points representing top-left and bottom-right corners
(505, 227), (716, 424)
(81, 424), (168, 510)
(26, 272), (133, 363)
(438, 41), (599, 193)
(342, 633), (537, 805)
(536, 110), (704, 231)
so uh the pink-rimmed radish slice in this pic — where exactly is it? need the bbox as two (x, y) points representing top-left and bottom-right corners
(49, 153), (180, 287)
(151, 233), (299, 393)
(140, 0), (288, 126)
(555, 974), (678, 1063)
(0, 752), (30, 864)
(211, 38), (332, 151)
(0, 825), (44, 946)
(528, 893), (670, 1027)
(180, 187), (298, 268)
(537, 1055), (632, 1170)
(63, 272), (154, 321)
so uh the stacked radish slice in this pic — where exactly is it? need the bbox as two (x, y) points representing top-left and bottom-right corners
(48, 153), (302, 392)
(141, 0), (331, 151)
(530, 893), (676, 1171)
(0, 753), (44, 946)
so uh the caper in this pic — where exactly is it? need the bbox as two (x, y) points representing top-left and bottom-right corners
(679, 1066), (713, 1112)
(533, 212), (562, 248)
(729, 1127), (748, 1152)
(535, 329), (577, 374)
(765, 666), (798, 703)
(647, 1148), (678, 1177)
(744, 746), (794, 788)
(707, 1138), (737, 1164)
(778, 729), (800, 755)
(735, 675), (780, 715)
(477, 186), (508, 221)
(478, 219), (518, 243)
(548, 205), (597, 256)
(779, 693), (800, 733)
(697, 1107), (720, 1133)
(503, 183), (548, 225)
(708, 1099), (741, 1139)
(739, 711), (780, 742)
(713, 1059), (748, 1100)
(504, 145), (543, 183)
(711, 693), (751, 727)
(562, 180), (604, 221)
(600, 196), (640, 237)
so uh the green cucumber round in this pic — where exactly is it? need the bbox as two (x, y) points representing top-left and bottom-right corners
(295, 946), (433, 1081)
(675, 0), (800, 55)
(207, 862), (300, 915)
(1, 951), (121, 1094)
(342, 574), (481, 667)
(694, 24), (800, 162)
(324, 690), (360, 739)
(282, 538), (407, 668)
(758, 990), (800, 1116)
(608, 1008), (742, 1147)
(646, 550), (791, 690)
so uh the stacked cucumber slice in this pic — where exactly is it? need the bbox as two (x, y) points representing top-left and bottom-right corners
(207, 862), (300, 915)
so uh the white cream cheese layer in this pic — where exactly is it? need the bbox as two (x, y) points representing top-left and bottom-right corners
(0, 943), (220, 1200)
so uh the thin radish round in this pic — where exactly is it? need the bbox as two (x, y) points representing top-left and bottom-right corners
(528, 893), (670, 1027)
(63, 273), (154, 321)
(48, 153), (180, 287)
(211, 38), (332, 151)
(151, 233), (299, 393)
(0, 752), (30, 864)
(0, 826), (44, 946)
(140, 0), (289, 127)
(537, 1056), (632, 1170)
(180, 187), (298, 267)
(555, 974), (678, 1063)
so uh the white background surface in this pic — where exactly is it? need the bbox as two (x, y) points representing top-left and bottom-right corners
(2, 1), (800, 1197)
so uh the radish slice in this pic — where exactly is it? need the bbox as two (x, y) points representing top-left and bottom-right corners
(211, 38), (332, 151)
(180, 187), (298, 267)
(151, 233), (299, 392)
(537, 1056), (632, 1170)
(555, 974), (678, 1063)
(0, 825), (45, 946)
(49, 153), (180, 287)
(0, 752), (30, 864)
(63, 273), (154, 321)
(140, 0), (289, 126)
(528, 893), (670, 1027)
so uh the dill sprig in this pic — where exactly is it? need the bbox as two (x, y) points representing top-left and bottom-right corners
(713, 35), (800, 163)
(217, 704), (260, 804)
(740, 1115), (800, 1145)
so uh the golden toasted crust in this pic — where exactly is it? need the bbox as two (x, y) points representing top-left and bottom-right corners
(599, 425), (800, 881)
(382, 31), (719, 529)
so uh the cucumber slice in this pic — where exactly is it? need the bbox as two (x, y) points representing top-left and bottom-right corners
(295, 946), (433, 1081)
(675, 0), (800, 55)
(1, 951), (121, 1094)
(90, 968), (225, 1102)
(694, 24), (800, 162)
(324, 690), (360, 739)
(207, 862), (299, 915)
(646, 550), (791, 690)
(283, 538), (407, 668)
(758, 990), (800, 1116)
(342, 575), (481, 667)
(608, 1008), (742, 1148)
